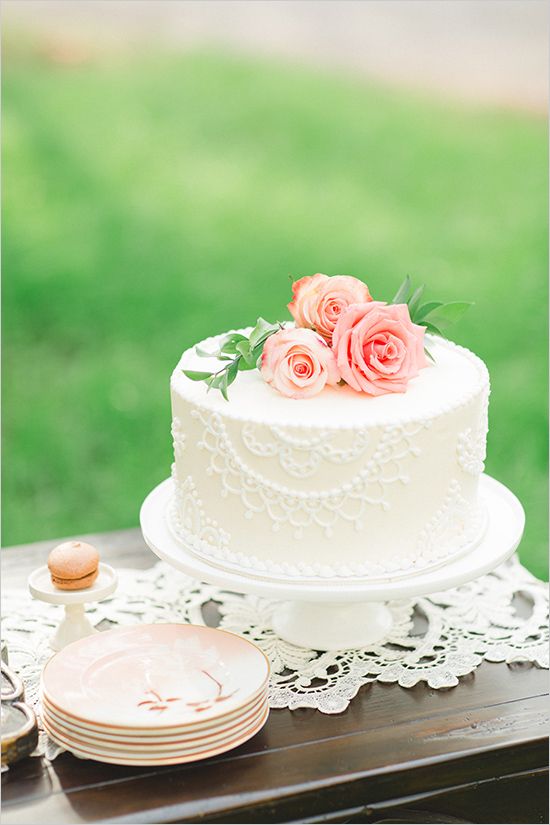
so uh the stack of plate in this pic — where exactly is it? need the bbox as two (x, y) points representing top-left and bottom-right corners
(40, 623), (270, 765)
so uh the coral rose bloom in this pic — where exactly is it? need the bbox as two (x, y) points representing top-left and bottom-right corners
(288, 273), (372, 343)
(261, 327), (340, 399)
(332, 302), (429, 396)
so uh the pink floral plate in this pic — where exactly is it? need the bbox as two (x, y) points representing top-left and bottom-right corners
(41, 683), (268, 737)
(42, 699), (268, 755)
(42, 624), (270, 730)
(42, 705), (270, 766)
(41, 689), (268, 746)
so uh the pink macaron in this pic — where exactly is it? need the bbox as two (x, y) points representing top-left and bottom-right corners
(47, 541), (100, 590)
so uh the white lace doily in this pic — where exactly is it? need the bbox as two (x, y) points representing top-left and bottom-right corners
(1, 555), (547, 761)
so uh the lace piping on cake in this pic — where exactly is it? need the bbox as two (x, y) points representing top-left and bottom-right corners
(240, 424), (371, 478)
(171, 417), (186, 460)
(457, 388), (489, 476)
(415, 480), (487, 565)
(169, 472), (486, 580)
(189, 408), (430, 539)
(170, 467), (230, 554)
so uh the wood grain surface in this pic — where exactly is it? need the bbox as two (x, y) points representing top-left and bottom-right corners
(1, 529), (548, 824)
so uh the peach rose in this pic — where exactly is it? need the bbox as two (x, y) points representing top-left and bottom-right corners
(332, 302), (429, 395)
(261, 327), (340, 399)
(288, 273), (372, 343)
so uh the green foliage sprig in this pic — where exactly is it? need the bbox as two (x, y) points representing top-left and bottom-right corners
(183, 317), (281, 400)
(391, 275), (473, 338)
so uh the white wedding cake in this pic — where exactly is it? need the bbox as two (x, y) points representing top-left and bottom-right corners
(169, 325), (490, 581)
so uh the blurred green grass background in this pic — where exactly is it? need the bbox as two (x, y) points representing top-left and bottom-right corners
(2, 49), (547, 578)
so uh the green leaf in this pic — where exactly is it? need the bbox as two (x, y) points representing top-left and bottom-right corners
(423, 301), (473, 328)
(226, 359), (239, 386)
(219, 372), (229, 401)
(219, 333), (248, 355)
(220, 331), (247, 346)
(249, 317), (279, 349)
(182, 370), (214, 381)
(407, 284), (425, 320)
(236, 340), (256, 368)
(422, 321), (446, 338)
(392, 275), (412, 305)
(222, 344), (241, 357)
(195, 344), (218, 358)
(251, 341), (266, 361)
(206, 370), (229, 400)
(424, 346), (435, 363)
(220, 332), (240, 344)
(235, 340), (249, 356)
(206, 371), (226, 393)
(415, 301), (443, 322)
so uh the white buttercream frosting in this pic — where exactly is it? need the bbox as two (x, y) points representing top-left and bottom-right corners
(169, 329), (490, 581)
(172, 330), (488, 429)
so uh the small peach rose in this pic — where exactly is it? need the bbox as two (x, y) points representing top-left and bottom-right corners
(332, 302), (428, 396)
(261, 327), (340, 399)
(288, 273), (372, 343)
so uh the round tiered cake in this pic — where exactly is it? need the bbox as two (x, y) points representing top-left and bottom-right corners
(169, 329), (490, 580)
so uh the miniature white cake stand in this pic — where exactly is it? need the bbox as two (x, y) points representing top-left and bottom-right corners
(28, 564), (118, 651)
(140, 475), (524, 651)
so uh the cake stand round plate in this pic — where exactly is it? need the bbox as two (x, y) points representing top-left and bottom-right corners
(28, 564), (118, 651)
(140, 475), (524, 650)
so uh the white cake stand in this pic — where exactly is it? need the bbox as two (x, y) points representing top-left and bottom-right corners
(28, 564), (118, 651)
(140, 475), (524, 651)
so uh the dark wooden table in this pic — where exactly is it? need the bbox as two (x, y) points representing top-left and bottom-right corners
(2, 530), (548, 824)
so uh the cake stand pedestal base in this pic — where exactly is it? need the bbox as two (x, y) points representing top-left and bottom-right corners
(50, 603), (97, 652)
(140, 474), (524, 652)
(272, 600), (393, 650)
